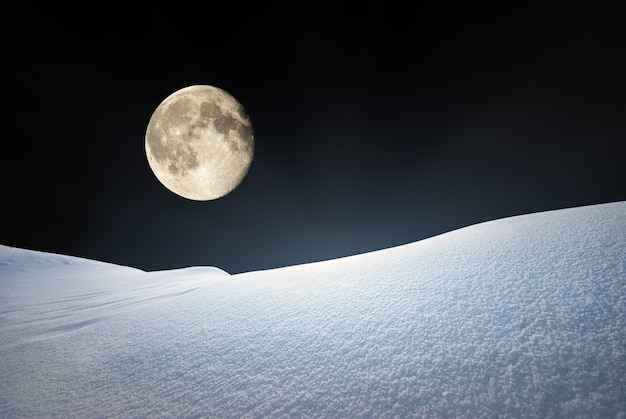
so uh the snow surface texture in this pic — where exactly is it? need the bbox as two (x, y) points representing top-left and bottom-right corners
(1, 202), (625, 417)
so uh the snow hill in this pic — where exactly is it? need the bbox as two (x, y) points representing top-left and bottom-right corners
(1, 201), (625, 417)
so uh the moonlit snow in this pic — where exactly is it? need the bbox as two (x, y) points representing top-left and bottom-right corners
(1, 202), (625, 417)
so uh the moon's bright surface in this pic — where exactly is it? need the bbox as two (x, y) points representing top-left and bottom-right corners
(145, 85), (254, 200)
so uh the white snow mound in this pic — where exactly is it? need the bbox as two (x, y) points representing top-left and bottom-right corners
(1, 201), (625, 417)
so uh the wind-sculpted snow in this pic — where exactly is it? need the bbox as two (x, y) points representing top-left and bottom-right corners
(1, 202), (625, 417)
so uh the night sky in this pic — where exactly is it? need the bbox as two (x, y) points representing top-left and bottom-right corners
(3, 4), (625, 274)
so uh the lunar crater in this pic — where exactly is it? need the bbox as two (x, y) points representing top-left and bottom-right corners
(213, 115), (239, 134)
(200, 101), (224, 119)
(167, 142), (199, 176)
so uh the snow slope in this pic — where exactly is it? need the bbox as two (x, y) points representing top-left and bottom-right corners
(1, 201), (625, 417)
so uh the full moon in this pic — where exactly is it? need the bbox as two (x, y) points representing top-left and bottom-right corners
(145, 85), (254, 200)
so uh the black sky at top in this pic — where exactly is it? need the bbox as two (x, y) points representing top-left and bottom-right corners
(3, 3), (625, 273)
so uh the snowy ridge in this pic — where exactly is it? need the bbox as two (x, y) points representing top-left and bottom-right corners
(1, 201), (625, 417)
(0, 246), (229, 350)
(0, 243), (139, 271)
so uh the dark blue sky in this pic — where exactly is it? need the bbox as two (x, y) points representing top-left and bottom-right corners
(3, 3), (625, 273)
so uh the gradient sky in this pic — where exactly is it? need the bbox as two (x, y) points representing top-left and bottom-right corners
(3, 4), (625, 273)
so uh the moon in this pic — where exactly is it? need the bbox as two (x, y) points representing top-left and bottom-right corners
(145, 85), (254, 200)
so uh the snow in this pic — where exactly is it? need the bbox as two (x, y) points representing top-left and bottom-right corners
(1, 201), (625, 417)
